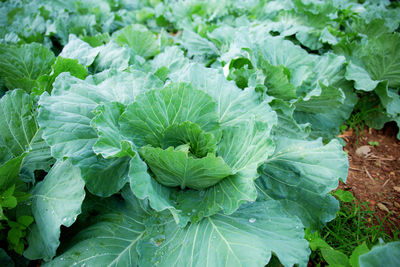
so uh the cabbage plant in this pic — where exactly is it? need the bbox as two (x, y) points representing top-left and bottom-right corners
(0, 0), (359, 265)
(16, 52), (349, 266)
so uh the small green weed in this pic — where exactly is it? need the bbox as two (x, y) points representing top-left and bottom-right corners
(368, 141), (379, 147)
(308, 190), (400, 266)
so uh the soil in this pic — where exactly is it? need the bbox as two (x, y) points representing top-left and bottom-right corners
(338, 122), (400, 235)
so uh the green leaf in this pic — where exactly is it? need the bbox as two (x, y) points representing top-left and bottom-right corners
(86, 70), (163, 105)
(0, 155), (25, 193)
(139, 145), (232, 190)
(375, 81), (400, 118)
(38, 75), (99, 162)
(0, 89), (38, 164)
(21, 129), (55, 181)
(345, 62), (379, 92)
(113, 24), (159, 59)
(305, 229), (331, 251)
(128, 153), (181, 221)
(151, 46), (189, 74)
(257, 137), (348, 230)
(38, 72), (147, 161)
(0, 185), (17, 209)
(333, 189), (354, 203)
(55, 14), (97, 45)
(359, 241), (400, 267)
(262, 62), (297, 100)
(320, 247), (350, 267)
(17, 215), (33, 228)
(38, 73), (151, 196)
(340, 33), (400, 89)
(161, 121), (217, 158)
(59, 35), (101, 67)
(350, 242), (370, 267)
(175, 166), (259, 220)
(129, 153), (258, 226)
(91, 102), (135, 159)
(0, 248), (14, 267)
(138, 200), (309, 267)
(169, 63), (277, 130)
(257, 36), (315, 88)
(77, 154), (131, 197)
(36, 57), (88, 93)
(269, 99), (311, 139)
(180, 29), (219, 58)
(361, 33), (400, 88)
(24, 159), (85, 261)
(81, 33), (110, 47)
(0, 43), (55, 91)
(92, 41), (130, 72)
(294, 83), (357, 140)
(218, 119), (274, 173)
(120, 82), (219, 148)
(44, 188), (147, 267)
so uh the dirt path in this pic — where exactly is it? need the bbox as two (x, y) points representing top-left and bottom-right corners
(339, 122), (400, 234)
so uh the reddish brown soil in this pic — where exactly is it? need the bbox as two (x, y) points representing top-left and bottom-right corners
(338, 123), (400, 234)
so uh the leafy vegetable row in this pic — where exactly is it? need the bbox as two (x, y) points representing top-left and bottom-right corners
(0, 0), (399, 266)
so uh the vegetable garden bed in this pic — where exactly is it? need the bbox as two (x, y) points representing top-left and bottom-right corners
(0, 0), (399, 266)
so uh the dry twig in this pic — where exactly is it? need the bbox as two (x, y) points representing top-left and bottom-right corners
(363, 166), (375, 183)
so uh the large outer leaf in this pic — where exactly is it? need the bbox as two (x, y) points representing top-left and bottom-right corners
(37, 73), (143, 196)
(25, 160), (85, 261)
(0, 154), (26, 192)
(261, 62), (297, 100)
(44, 188), (147, 267)
(0, 90), (37, 163)
(298, 53), (346, 99)
(256, 36), (315, 88)
(359, 241), (400, 267)
(92, 41), (130, 72)
(21, 129), (55, 181)
(294, 84), (349, 139)
(269, 99), (310, 140)
(77, 154), (131, 197)
(38, 72), (152, 160)
(293, 54), (357, 139)
(169, 63), (277, 130)
(218, 119), (274, 173)
(180, 30), (219, 58)
(138, 200), (310, 267)
(360, 33), (400, 88)
(38, 74), (100, 162)
(128, 154), (181, 221)
(89, 70), (163, 106)
(120, 82), (219, 148)
(91, 103), (134, 159)
(59, 35), (101, 67)
(175, 166), (259, 219)
(256, 137), (348, 230)
(113, 24), (159, 59)
(36, 57), (88, 93)
(129, 153), (258, 226)
(0, 89), (53, 181)
(340, 33), (400, 90)
(345, 62), (379, 92)
(374, 81), (400, 139)
(139, 146), (232, 190)
(151, 46), (189, 74)
(0, 43), (55, 91)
